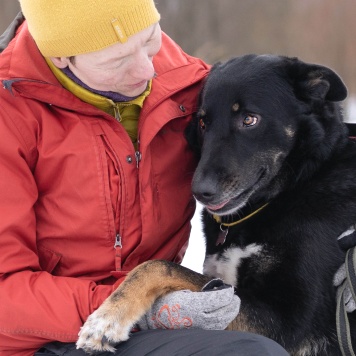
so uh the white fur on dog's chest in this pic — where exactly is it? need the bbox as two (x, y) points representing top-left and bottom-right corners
(203, 244), (263, 286)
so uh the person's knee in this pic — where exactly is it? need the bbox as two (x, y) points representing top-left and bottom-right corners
(236, 332), (289, 356)
(116, 329), (289, 356)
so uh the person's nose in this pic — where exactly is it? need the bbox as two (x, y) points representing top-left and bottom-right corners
(132, 52), (155, 80)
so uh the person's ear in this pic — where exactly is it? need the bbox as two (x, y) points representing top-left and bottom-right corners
(49, 57), (70, 69)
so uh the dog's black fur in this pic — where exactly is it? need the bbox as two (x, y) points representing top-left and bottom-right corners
(187, 54), (356, 355)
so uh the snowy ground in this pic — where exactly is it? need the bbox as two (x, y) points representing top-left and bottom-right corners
(345, 96), (356, 124)
(181, 203), (205, 273)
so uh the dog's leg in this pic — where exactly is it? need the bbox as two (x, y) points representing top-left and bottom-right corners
(77, 260), (210, 353)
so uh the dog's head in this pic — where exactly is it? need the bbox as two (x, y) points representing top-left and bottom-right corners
(188, 54), (348, 216)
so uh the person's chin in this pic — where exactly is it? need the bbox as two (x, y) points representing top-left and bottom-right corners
(124, 81), (148, 97)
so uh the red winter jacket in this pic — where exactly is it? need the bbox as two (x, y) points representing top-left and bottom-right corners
(0, 21), (210, 355)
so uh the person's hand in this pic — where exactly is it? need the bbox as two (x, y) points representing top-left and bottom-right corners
(137, 279), (240, 330)
(334, 226), (356, 313)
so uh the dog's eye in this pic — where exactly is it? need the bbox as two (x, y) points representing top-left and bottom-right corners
(199, 118), (206, 130)
(243, 115), (258, 127)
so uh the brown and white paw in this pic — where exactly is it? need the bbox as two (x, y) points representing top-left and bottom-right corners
(76, 307), (132, 353)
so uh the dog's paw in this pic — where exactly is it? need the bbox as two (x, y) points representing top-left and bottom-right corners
(76, 307), (132, 353)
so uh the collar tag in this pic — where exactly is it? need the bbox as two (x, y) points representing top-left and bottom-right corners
(216, 226), (228, 246)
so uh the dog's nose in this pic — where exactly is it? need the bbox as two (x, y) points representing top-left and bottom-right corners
(192, 177), (218, 204)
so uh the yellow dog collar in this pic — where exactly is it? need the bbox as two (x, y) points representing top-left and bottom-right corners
(213, 203), (269, 227)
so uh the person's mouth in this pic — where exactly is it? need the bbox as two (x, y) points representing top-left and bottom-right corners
(128, 80), (147, 89)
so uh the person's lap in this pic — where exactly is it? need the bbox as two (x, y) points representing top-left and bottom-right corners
(35, 329), (289, 355)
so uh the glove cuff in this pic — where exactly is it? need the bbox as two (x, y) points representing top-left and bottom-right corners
(202, 278), (232, 291)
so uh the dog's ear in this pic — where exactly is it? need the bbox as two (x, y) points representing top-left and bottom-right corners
(288, 58), (347, 102)
(185, 80), (207, 158)
(210, 61), (222, 71)
(185, 111), (201, 158)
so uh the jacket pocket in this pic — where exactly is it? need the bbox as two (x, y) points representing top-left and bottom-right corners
(38, 246), (62, 274)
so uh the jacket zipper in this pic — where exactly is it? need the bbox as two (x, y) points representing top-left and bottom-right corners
(98, 133), (125, 268)
(112, 103), (141, 169)
(135, 150), (142, 168)
(114, 233), (122, 248)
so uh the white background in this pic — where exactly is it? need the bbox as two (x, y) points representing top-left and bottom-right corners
(181, 203), (205, 273)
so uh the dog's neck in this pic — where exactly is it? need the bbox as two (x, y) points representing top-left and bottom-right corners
(211, 202), (269, 246)
(213, 202), (269, 227)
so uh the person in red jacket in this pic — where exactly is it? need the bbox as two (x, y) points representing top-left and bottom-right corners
(0, 1), (289, 355)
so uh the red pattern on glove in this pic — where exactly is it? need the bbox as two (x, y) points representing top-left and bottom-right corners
(150, 303), (193, 329)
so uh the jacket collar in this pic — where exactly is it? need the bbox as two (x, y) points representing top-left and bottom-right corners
(0, 12), (24, 53)
(45, 57), (151, 112)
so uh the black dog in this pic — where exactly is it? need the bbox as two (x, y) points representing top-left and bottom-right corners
(189, 54), (356, 355)
(77, 55), (355, 356)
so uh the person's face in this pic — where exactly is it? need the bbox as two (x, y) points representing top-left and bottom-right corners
(51, 23), (162, 97)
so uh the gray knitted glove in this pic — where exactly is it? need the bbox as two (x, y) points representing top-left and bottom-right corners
(137, 279), (240, 330)
(334, 226), (356, 313)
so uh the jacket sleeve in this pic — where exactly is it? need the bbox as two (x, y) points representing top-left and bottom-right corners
(0, 106), (112, 353)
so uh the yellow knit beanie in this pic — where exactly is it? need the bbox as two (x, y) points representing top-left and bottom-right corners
(19, 0), (161, 57)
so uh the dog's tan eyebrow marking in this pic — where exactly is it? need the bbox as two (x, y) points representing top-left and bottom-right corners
(232, 103), (240, 112)
(199, 108), (206, 116)
(284, 126), (295, 138)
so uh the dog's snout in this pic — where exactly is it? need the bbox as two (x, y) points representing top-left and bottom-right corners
(192, 176), (218, 204)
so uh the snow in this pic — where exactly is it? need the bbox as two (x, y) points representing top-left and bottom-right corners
(181, 203), (205, 273)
